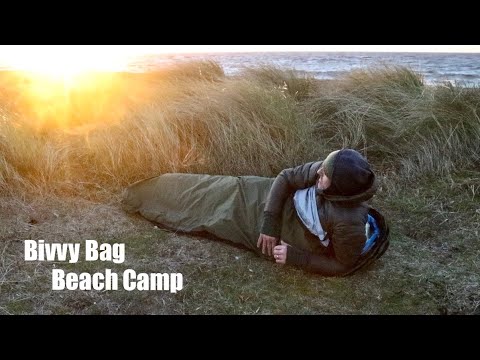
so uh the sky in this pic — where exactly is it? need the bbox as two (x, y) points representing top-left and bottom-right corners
(125, 45), (480, 54)
(1, 45), (480, 58)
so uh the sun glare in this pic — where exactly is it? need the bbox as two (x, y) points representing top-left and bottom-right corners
(2, 46), (133, 82)
(0, 45), (142, 94)
(0, 46), (143, 131)
(22, 61), (94, 84)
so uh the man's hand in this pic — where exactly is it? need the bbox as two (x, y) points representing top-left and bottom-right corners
(273, 241), (288, 264)
(257, 233), (279, 257)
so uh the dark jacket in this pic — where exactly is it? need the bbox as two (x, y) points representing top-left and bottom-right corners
(261, 160), (381, 276)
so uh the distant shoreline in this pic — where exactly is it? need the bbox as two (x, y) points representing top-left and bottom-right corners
(2, 51), (480, 85)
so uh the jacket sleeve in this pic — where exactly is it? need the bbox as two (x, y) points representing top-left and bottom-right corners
(285, 211), (368, 276)
(286, 245), (352, 276)
(260, 161), (322, 238)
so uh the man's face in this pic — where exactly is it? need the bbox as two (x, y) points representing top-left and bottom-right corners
(316, 166), (332, 190)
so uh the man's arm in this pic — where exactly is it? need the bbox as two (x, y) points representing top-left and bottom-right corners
(284, 245), (353, 276)
(273, 216), (367, 276)
(257, 161), (321, 256)
(260, 161), (321, 238)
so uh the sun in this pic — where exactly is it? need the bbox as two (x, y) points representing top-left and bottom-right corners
(1, 45), (133, 83)
(24, 61), (90, 85)
(0, 46), (145, 130)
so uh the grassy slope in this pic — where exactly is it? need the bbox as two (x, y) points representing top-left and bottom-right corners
(2, 183), (477, 315)
(0, 63), (479, 314)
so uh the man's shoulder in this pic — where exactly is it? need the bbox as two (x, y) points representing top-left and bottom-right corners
(329, 202), (369, 221)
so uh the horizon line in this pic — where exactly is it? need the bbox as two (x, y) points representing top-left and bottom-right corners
(139, 50), (480, 55)
(128, 45), (480, 55)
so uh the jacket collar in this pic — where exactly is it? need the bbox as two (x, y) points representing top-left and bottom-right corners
(317, 177), (378, 203)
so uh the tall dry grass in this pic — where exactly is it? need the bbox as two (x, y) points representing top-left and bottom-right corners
(1, 62), (479, 199)
(302, 66), (480, 178)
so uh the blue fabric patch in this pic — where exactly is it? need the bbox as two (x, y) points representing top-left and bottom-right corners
(362, 214), (380, 255)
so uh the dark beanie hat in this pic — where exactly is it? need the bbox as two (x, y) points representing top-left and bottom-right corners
(324, 149), (374, 196)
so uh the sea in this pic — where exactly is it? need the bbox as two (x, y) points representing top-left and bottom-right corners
(127, 52), (480, 85)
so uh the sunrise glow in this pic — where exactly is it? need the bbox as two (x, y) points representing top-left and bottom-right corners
(0, 45), (134, 81)
(0, 46), (143, 130)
